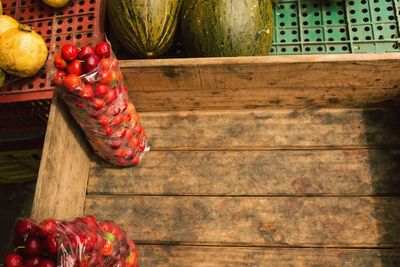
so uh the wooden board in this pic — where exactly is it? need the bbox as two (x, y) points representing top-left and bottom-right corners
(138, 245), (400, 267)
(88, 149), (400, 196)
(85, 196), (400, 248)
(140, 108), (400, 150)
(31, 93), (91, 221)
(120, 54), (400, 111)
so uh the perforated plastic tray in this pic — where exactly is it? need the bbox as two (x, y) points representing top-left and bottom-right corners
(270, 0), (400, 55)
(0, 0), (105, 103)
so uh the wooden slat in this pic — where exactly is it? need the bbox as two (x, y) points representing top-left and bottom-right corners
(138, 245), (400, 267)
(85, 196), (400, 248)
(88, 149), (400, 196)
(127, 87), (400, 112)
(120, 54), (400, 111)
(140, 108), (400, 150)
(31, 93), (91, 221)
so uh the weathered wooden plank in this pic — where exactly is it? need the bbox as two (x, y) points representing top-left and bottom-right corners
(85, 196), (400, 247)
(140, 108), (400, 150)
(31, 93), (91, 221)
(127, 87), (400, 112)
(138, 245), (400, 267)
(88, 149), (400, 196)
(120, 54), (400, 110)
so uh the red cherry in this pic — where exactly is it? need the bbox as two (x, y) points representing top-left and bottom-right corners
(80, 83), (94, 100)
(128, 240), (137, 250)
(110, 140), (122, 150)
(115, 148), (127, 158)
(98, 115), (110, 126)
(63, 74), (81, 92)
(105, 89), (117, 104)
(84, 54), (100, 73)
(84, 230), (98, 251)
(4, 252), (23, 267)
(81, 215), (98, 228)
(130, 137), (140, 148)
(131, 156), (140, 166)
(66, 60), (83, 76)
(124, 113), (132, 122)
(54, 53), (67, 70)
(39, 219), (58, 238)
(52, 70), (66, 87)
(95, 42), (111, 58)
(125, 148), (135, 159)
(113, 114), (124, 126)
(99, 221), (112, 232)
(104, 126), (113, 137)
(118, 128), (127, 138)
(25, 237), (42, 257)
(92, 98), (105, 110)
(125, 129), (134, 140)
(78, 45), (95, 59)
(38, 259), (56, 267)
(24, 257), (41, 267)
(95, 84), (109, 97)
(100, 57), (113, 70)
(61, 44), (78, 61)
(45, 234), (58, 256)
(99, 70), (113, 85)
(15, 219), (37, 238)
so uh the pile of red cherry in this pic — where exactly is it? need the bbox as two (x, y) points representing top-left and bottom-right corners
(51, 42), (147, 166)
(4, 216), (139, 267)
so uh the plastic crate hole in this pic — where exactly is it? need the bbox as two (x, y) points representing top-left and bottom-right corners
(393, 43), (399, 49)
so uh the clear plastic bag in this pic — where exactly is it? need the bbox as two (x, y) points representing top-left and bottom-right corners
(4, 216), (139, 267)
(50, 41), (148, 167)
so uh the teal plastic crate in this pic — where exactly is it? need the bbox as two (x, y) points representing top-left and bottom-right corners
(271, 0), (400, 54)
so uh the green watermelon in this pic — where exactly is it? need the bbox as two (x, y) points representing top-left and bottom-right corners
(181, 0), (274, 57)
(107, 0), (182, 58)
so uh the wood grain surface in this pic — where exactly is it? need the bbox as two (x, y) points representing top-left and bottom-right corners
(120, 54), (400, 111)
(31, 93), (91, 221)
(88, 149), (400, 196)
(85, 196), (400, 247)
(138, 245), (400, 267)
(139, 108), (400, 150)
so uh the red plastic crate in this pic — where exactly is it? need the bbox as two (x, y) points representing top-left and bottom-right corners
(0, 0), (106, 103)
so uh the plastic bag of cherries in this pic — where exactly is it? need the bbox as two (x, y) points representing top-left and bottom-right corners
(51, 41), (148, 166)
(3, 216), (139, 267)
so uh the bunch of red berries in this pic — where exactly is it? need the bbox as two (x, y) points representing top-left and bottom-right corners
(4, 216), (139, 267)
(52, 42), (147, 166)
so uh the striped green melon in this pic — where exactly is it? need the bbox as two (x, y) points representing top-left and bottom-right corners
(107, 0), (182, 58)
(181, 0), (274, 57)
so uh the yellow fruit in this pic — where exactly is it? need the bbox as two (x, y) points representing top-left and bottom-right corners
(0, 25), (48, 77)
(0, 15), (19, 36)
(42, 0), (70, 8)
(0, 1), (2, 15)
(0, 69), (5, 87)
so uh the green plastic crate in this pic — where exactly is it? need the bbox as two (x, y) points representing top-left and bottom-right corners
(271, 0), (400, 54)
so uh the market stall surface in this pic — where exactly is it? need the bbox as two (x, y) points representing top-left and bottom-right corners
(32, 54), (400, 266)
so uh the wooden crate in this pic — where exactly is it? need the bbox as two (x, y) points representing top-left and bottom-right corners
(32, 53), (400, 266)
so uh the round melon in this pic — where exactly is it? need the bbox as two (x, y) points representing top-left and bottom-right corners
(181, 0), (274, 57)
(107, 0), (182, 58)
